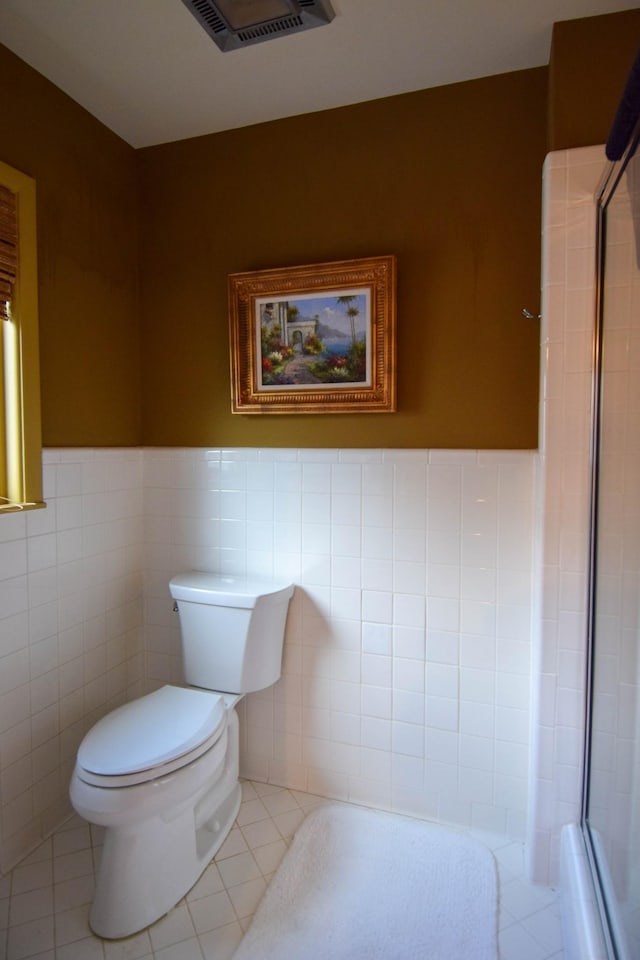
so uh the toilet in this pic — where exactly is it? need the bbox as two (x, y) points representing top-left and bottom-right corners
(69, 572), (294, 940)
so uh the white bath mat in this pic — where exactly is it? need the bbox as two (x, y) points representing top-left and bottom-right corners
(232, 803), (498, 960)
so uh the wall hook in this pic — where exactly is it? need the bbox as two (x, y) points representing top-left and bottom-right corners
(522, 308), (541, 320)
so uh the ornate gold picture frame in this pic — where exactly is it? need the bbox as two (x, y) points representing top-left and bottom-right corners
(228, 255), (396, 414)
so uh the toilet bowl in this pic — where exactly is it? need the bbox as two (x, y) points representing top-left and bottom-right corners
(69, 573), (294, 939)
(70, 685), (242, 939)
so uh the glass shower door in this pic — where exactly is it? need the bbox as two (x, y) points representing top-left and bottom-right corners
(585, 138), (640, 960)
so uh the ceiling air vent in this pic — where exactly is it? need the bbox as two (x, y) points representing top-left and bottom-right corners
(181, 0), (335, 52)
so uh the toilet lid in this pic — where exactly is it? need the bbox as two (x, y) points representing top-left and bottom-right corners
(77, 685), (225, 778)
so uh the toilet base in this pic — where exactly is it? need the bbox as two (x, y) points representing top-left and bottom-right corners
(88, 710), (241, 939)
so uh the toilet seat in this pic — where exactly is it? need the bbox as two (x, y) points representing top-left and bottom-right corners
(76, 685), (226, 788)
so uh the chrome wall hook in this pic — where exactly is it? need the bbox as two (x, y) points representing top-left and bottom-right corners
(522, 308), (541, 320)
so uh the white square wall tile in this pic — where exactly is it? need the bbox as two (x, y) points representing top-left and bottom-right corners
(425, 630), (459, 665)
(362, 558), (393, 591)
(361, 716), (391, 751)
(426, 662), (458, 698)
(393, 594), (425, 628)
(0, 539), (27, 580)
(331, 524), (360, 558)
(27, 535), (56, 574)
(425, 695), (458, 732)
(361, 685), (392, 720)
(362, 654), (392, 687)
(460, 599), (496, 637)
(394, 528), (426, 563)
(362, 526), (393, 560)
(427, 596), (459, 633)
(391, 720), (425, 757)
(362, 621), (392, 655)
(331, 463), (362, 495)
(393, 658), (425, 693)
(393, 690), (425, 724)
(362, 494), (393, 527)
(362, 590), (392, 624)
(393, 625), (425, 660)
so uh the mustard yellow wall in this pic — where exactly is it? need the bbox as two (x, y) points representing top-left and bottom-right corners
(138, 68), (547, 449)
(0, 43), (140, 447)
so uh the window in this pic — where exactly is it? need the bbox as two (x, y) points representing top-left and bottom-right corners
(0, 160), (43, 512)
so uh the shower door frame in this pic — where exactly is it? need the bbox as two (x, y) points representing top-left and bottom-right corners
(581, 119), (640, 960)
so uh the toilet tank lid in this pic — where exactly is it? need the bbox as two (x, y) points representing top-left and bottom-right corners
(169, 572), (294, 608)
(77, 685), (225, 777)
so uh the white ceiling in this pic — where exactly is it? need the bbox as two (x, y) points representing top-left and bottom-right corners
(0, 0), (636, 148)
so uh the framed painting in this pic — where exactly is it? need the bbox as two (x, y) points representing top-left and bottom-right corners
(228, 255), (396, 414)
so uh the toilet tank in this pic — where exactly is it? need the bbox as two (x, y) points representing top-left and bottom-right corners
(169, 573), (294, 694)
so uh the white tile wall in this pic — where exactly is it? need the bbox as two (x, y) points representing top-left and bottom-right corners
(0, 435), (583, 888)
(528, 145), (607, 884)
(0, 449), (144, 873)
(143, 447), (536, 841)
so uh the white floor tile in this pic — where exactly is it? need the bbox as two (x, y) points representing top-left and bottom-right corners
(52, 828), (91, 859)
(499, 921), (550, 960)
(259, 789), (299, 817)
(186, 864), (225, 902)
(9, 887), (53, 926)
(198, 920), (243, 960)
(55, 936), (105, 960)
(214, 828), (247, 861)
(251, 838), (287, 876)
(216, 852), (261, 890)
(501, 876), (558, 922)
(7, 915), (55, 960)
(235, 798), (269, 826)
(102, 929), (152, 959)
(225, 877), (266, 920)
(148, 904), (196, 953)
(54, 904), (92, 947)
(187, 890), (236, 936)
(53, 875), (94, 914)
(11, 862), (52, 896)
(52, 850), (93, 885)
(521, 906), (565, 955)
(153, 937), (203, 960)
(238, 817), (281, 849)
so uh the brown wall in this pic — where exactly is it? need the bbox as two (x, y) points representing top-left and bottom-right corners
(2, 9), (636, 450)
(0, 44), (140, 447)
(138, 68), (547, 448)
(548, 9), (640, 151)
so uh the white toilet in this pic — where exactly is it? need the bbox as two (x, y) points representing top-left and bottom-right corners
(69, 572), (294, 940)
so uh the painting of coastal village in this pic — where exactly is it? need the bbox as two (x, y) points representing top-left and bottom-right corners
(256, 290), (371, 390)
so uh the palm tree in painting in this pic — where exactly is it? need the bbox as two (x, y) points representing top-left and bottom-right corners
(336, 295), (359, 345)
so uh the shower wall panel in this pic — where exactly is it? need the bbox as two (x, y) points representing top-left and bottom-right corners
(529, 144), (606, 884)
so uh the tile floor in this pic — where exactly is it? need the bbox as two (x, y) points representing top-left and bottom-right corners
(0, 781), (565, 960)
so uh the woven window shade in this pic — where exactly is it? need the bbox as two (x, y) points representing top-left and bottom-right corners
(0, 185), (18, 320)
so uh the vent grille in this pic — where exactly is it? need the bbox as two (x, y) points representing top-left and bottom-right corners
(189, 0), (226, 34)
(181, 0), (334, 52)
(237, 15), (303, 43)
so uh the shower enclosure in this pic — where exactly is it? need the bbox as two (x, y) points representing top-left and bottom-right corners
(532, 56), (640, 960)
(581, 122), (640, 960)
